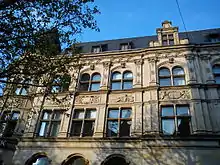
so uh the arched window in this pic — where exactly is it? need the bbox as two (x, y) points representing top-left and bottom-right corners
(25, 153), (51, 165)
(159, 67), (185, 86)
(102, 154), (128, 165)
(159, 67), (171, 86)
(51, 74), (71, 93)
(61, 155), (88, 165)
(90, 73), (101, 91)
(212, 65), (220, 84)
(79, 73), (101, 91)
(111, 71), (133, 90)
(123, 71), (133, 89)
(15, 79), (31, 95)
(172, 67), (185, 85)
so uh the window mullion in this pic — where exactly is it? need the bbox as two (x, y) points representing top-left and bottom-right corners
(80, 109), (86, 137)
(174, 105), (178, 135)
(118, 108), (121, 137)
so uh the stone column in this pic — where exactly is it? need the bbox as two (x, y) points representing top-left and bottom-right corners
(100, 61), (111, 90)
(148, 57), (158, 86)
(134, 59), (143, 88)
(58, 108), (72, 137)
(131, 103), (142, 137)
(94, 105), (106, 137)
(185, 54), (197, 84)
(69, 66), (80, 92)
(200, 55), (215, 84)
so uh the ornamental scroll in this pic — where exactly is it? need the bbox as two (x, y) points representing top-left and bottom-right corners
(159, 89), (190, 100)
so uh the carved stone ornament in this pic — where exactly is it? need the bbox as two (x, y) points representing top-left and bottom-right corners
(148, 57), (158, 63)
(134, 59), (143, 65)
(159, 89), (190, 100)
(90, 64), (95, 70)
(75, 95), (100, 104)
(103, 61), (112, 69)
(110, 94), (134, 103)
(45, 94), (72, 107)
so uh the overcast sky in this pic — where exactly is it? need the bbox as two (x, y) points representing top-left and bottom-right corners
(78, 0), (220, 42)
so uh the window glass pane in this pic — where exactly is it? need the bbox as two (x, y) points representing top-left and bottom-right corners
(15, 88), (21, 95)
(213, 65), (220, 74)
(50, 122), (60, 137)
(53, 111), (61, 120)
(108, 109), (119, 118)
(12, 112), (20, 120)
(112, 72), (122, 80)
(177, 118), (190, 136)
(111, 82), (121, 90)
(90, 83), (100, 91)
(162, 40), (168, 46)
(107, 121), (118, 137)
(71, 121), (82, 136)
(159, 78), (171, 86)
(92, 74), (101, 81)
(123, 81), (133, 89)
(121, 109), (131, 118)
(20, 88), (28, 95)
(69, 157), (86, 165)
(39, 122), (49, 136)
(161, 106), (174, 116)
(81, 74), (90, 81)
(33, 157), (50, 165)
(42, 111), (51, 120)
(159, 68), (170, 76)
(173, 67), (184, 75)
(79, 83), (89, 91)
(169, 40), (174, 45)
(173, 77), (185, 86)
(176, 106), (189, 116)
(120, 120), (131, 137)
(83, 121), (95, 136)
(162, 119), (175, 135)
(73, 110), (84, 119)
(1, 111), (10, 121)
(215, 76), (220, 84)
(51, 85), (61, 93)
(123, 72), (133, 79)
(168, 34), (174, 39)
(85, 110), (96, 118)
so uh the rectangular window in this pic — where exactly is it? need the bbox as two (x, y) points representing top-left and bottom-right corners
(70, 109), (96, 137)
(106, 108), (132, 137)
(162, 34), (174, 46)
(38, 110), (62, 137)
(161, 105), (191, 136)
(0, 111), (20, 137)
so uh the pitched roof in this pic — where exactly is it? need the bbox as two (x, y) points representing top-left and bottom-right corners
(77, 28), (220, 53)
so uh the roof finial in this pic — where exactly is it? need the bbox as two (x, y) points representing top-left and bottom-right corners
(162, 20), (172, 28)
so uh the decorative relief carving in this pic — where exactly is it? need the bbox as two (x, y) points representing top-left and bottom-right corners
(45, 94), (72, 107)
(90, 64), (95, 70)
(110, 94), (134, 103)
(103, 61), (112, 69)
(200, 55), (211, 61)
(159, 89), (190, 100)
(75, 95), (100, 104)
(148, 57), (158, 63)
(134, 59), (143, 65)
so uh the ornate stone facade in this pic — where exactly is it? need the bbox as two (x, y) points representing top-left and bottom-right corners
(1, 21), (220, 165)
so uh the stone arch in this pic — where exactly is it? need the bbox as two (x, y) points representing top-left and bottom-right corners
(210, 57), (220, 66)
(101, 154), (130, 165)
(61, 153), (89, 165)
(110, 63), (134, 73)
(25, 152), (51, 165)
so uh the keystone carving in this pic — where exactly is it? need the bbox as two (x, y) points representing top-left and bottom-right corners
(159, 89), (190, 100)
(75, 95), (100, 104)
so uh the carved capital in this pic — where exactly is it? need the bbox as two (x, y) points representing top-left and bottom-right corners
(90, 64), (95, 70)
(134, 59), (143, 65)
(148, 57), (158, 63)
(200, 55), (211, 61)
(185, 54), (195, 60)
(103, 61), (112, 69)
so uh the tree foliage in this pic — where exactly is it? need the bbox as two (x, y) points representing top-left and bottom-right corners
(0, 0), (99, 83)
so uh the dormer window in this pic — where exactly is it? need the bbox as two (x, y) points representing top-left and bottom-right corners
(92, 44), (108, 53)
(120, 42), (132, 50)
(162, 34), (174, 46)
(206, 33), (220, 43)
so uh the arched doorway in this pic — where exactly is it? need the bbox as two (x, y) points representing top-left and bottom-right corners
(25, 152), (51, 165)
(61, 154), (89, 165)
(102, 154), (129, 165)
